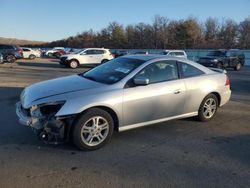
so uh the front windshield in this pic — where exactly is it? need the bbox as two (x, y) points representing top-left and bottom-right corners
(207, 50), (226, 56)
(75, 49), (85, 54)
(82, 57), (145, 84)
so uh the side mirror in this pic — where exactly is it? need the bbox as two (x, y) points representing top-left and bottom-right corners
(133, 77), (149, 86)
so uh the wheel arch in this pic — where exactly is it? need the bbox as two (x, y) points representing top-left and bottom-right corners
(209, 92), (221, 106)
(74, 105), (120, 132)
(70, 58), (80, 65)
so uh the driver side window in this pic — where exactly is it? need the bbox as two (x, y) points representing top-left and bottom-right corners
(135, 60), (178, 84)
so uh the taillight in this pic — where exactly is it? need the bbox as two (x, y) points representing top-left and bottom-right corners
(225, 75), (230, 86)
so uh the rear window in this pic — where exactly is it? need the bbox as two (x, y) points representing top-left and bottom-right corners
(207, 51), (226, 56)
(175, 52), (185, 56)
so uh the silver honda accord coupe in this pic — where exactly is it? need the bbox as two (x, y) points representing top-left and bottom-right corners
(16, 55), (231, 150)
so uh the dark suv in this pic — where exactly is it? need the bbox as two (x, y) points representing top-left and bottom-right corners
(198, 49), (245, 71)
(0, 44), (23, 63)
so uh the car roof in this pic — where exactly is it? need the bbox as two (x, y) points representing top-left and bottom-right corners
(163, 49), (186, 52)
(124, 54), (188, 61)
(84, 48), (109, 50)
(123, 54), (213, 73)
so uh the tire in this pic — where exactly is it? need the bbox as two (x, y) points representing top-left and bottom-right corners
(69, 60), (79, 69)
(29, 54), (36, 59)
(72, 108), (114, 151)
(6, 55), (16, 63)
(197, 94), (218, 122)
(234, 63), (241, 71)
(217, 62), (223, 69)
(101, 59), (109, 64)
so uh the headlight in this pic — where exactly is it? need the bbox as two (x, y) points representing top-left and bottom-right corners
(31, 101), (65, 117)
(210, 59), (218, 63)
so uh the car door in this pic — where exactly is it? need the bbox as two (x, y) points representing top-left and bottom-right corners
(79, 50), (94, 64)
(122, 60), (186, 126)
(84, 50), (103, 64)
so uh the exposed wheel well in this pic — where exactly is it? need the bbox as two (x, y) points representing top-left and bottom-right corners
(210, 92), (221, 106)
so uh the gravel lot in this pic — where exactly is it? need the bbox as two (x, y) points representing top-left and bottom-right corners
(0, 58), (250, 188)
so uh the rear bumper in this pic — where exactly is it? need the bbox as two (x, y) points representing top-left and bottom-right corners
(220, 88), (231, 107)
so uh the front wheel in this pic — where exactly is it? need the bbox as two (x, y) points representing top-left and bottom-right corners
(197, 94), (218, 122)
(6, 55), (16, 63)
(69, 60), (78, 69)
(72, 108), (114, 151)
(217, 62), (223, 69)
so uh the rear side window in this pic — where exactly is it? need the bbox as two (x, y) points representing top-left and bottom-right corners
(179, 62), (204, 78)
(95, 50), (105, 54)
(175, 52), (185, 56)
(23, 48), (30, 52)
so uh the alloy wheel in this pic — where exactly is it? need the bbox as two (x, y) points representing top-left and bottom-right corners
(80, 116), (109, 146)
(202, 98), (217, 119)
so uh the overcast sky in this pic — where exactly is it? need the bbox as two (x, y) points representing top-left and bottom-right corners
(0, 0), (250, 41)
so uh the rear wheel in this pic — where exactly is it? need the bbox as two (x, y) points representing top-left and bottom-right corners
(234, 63), (241, 71)
(72, 108), (114, 151)
(69, 60), (79, 69)
(197, 94), (218, 122)
(6, 55), (16, 63)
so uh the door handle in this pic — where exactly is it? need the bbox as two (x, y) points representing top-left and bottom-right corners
(174, 89), (181, 94)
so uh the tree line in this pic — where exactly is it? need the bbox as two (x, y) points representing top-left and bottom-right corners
(37, 16), (250, 49)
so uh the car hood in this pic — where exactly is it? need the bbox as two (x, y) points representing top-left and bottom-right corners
(21, 75), (105, 108)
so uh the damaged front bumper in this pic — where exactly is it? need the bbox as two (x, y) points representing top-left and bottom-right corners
(16, 102), (39, 127)
(16, 101), (72, 143)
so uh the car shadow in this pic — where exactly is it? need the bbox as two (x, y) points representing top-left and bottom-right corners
(17, 62), (63, 68)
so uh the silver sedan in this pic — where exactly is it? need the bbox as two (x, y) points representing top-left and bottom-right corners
(16, 55), (231, 150)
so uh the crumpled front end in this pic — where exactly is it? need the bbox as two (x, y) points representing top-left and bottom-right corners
(16, 101), (73, 144)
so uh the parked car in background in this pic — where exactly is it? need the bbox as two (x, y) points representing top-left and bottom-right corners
(60, 48), (114, 68)
(161, 50), (187, 58)
(52, 49), (66, 58)
(0, 44), (23, 63)
(0, 53), (3, 64)
(134, 51), (149, 55)
(21, 47), (41, 59)
(112, 50), (129, 58)
(16, 55), (231, 150)
(45, 47), (65, 56)
(198, 49), (245, 71)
